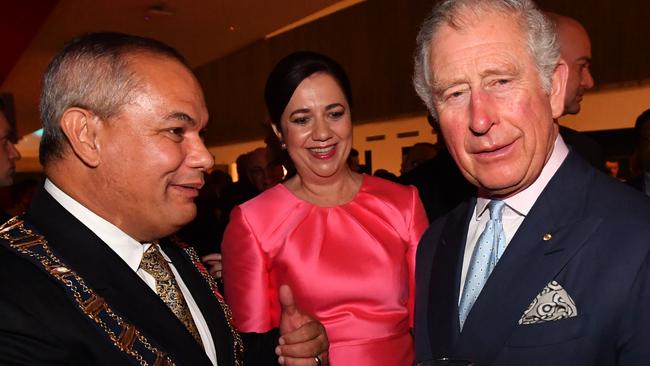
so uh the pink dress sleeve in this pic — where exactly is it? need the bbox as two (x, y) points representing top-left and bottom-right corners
(221, 206), (279, 332)
(407, 187), (429, 327)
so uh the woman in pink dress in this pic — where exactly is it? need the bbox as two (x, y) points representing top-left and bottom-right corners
(222, 51), (428, 365)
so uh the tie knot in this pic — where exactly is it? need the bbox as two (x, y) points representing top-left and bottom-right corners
(487, 200), (505, 221)
(140, 245), (172, 281)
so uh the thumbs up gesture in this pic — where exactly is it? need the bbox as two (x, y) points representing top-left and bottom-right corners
(275, 284), (329, 366)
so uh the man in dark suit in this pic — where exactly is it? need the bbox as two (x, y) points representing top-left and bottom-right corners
(412, 1), (650, 365)
(0, 32), (328, 366)
(398, 115), (474, 222)
(546, 12), (606, 172)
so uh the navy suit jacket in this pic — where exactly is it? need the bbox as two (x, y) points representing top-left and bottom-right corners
(415, 151), (650, 366)
(0, 189), (240, 365)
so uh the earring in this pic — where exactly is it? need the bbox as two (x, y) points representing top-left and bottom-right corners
(281, 142), (287, 150)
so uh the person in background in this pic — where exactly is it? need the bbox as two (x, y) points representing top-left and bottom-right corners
(0, 32), (328, 366)
(400, 142), (438, 175)
(628, 108), (650, 196)
(347, 147), (360, 172)
(177, 169), (233, 257)
(604, 159), (621, 180)
(398, 114), (474, 222)
(200, 147), (285, 283)
(412, 1), (650, 364)
(0, 98), (22, 221)
(246, 146), (285, 192)
(373, 168), (398, 182)
(221, 51), (428, 366)
(546, 11), (606, 171)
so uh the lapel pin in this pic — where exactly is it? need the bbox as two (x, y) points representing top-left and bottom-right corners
(543, 233), (552, 241)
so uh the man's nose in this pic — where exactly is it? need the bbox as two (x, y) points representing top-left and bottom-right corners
(187, 136), (214, 171)
(9, 143), (21, 161)
(469, 91), (496, 135)
(582, 68), (595, 90)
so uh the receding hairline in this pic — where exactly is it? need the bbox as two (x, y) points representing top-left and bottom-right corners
(427, 8), (530, 91)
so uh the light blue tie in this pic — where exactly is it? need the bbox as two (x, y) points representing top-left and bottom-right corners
(458, 200), (506, 329)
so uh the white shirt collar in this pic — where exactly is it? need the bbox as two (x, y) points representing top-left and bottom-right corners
(44, 179), (148, 271)
(475, 134), (569, 219)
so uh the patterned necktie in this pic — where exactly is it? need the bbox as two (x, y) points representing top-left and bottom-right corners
(458, 200), (506, 329)
(139, 245), (203, 346)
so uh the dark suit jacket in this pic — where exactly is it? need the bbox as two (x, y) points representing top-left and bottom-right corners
(415, 151), (650, 366)
(627, 174), (647, 195)
(398, 149), (475, 222)
(0, 189), (240, 365)
(559, 125), (606, 172)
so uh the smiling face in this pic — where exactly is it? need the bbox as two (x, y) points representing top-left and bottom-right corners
(275, 72), (352, 183)
(94, 53), (214, 240)
(429, 10), (566, 197)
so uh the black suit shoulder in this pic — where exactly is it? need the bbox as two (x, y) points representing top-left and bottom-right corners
(559, 125), (606, 172)
(399, 150), (475, 222)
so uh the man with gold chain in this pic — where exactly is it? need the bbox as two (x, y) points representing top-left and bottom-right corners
(0, 32), (328, 366)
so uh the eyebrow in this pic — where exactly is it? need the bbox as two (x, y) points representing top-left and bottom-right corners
(431, 77), (467, 96)
(288, 102), (345, 118)
(289, 108), (310, 118)
(431, 64), (520, 95)
(325, 103), (344, 110)
(164, 111), (196, 126)
(478, 64), (519, 79)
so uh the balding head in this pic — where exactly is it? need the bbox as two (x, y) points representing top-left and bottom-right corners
(547, 12), (594, 115)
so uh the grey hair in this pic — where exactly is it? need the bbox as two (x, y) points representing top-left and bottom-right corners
(413, 0), (560, 120)
(39, 32), (188, 166)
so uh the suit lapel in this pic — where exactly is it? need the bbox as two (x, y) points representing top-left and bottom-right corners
(452, 152), (603, 364)
(426, 199), (473, 357)
(161, 241), (235, 366)
(25, 189), (213, 366)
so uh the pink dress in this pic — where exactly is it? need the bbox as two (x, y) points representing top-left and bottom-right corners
(222, 175), (428, 365)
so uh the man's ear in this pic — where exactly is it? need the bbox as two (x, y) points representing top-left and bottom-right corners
(59, 108), (101, 167)
(549, 59), (569, 119)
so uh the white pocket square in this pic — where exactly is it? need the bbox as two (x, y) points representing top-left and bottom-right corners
(518, 280), (578, 325)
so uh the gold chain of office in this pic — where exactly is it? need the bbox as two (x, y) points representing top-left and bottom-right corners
(0, 217), (241, 366)
(169, 235), (244, 366)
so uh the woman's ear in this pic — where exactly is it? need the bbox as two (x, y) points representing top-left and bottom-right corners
(270, 122), (285, 148)
(59, 107), (101, 167)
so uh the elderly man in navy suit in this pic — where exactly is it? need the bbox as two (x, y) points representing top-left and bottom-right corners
(412, 0), (650, 365)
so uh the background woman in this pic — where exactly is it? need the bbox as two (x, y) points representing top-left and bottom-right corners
(222, 51), (428, 365)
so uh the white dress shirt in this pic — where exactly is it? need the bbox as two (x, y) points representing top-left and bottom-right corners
(459, 136), (569, 300)
(45, 179), (218, 365)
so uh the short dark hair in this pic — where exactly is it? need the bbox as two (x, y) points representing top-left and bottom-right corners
(634, 108), (650, 144)
(264, 51), (352, 129)
(39, 32), (188, 166)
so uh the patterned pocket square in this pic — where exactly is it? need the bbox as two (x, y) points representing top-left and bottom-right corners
(518, 280), (578, 325)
